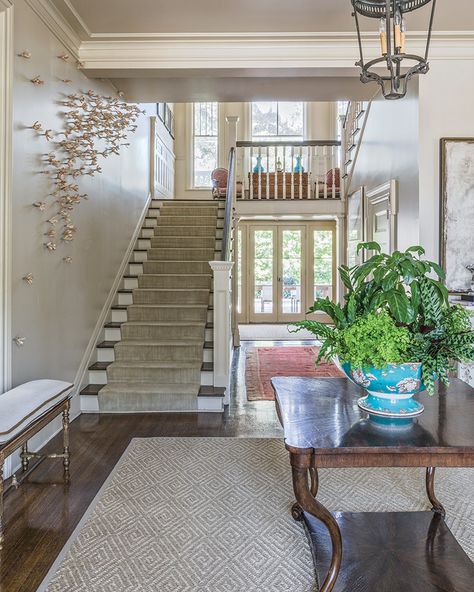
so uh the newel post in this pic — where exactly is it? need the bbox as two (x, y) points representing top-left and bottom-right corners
(209, 261), (234, 405)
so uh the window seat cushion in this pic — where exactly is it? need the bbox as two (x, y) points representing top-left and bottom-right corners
(0, 380), (73, 445)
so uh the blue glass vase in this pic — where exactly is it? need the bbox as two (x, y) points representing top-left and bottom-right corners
(253, 156), (264, 173)
(294, 155), (305, 173)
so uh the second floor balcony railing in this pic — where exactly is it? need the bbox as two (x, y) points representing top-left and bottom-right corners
(235, 140), (342, 201)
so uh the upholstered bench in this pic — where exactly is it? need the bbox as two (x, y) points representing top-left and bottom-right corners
(0, 379), (73, 549)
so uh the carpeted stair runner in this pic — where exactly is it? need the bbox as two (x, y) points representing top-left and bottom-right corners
(99, 202), (220, 412)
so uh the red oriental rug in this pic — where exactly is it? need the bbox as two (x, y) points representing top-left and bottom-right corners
(245, 346), (344, 401)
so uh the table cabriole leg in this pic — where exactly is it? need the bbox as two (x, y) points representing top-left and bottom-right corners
(62, 401), (70, 482)
(291, 453), (342, 592)
(426, 467), (446, 518)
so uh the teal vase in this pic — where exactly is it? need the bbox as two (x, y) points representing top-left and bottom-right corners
(253, 156), (264, 173)
(294, 155), (305, 173)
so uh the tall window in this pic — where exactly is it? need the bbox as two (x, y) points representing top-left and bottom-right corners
(251, 102), (304, 142)
(193, 102), (218, 187)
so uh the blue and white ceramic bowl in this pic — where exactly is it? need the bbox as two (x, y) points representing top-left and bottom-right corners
(341, 362), (425, 418)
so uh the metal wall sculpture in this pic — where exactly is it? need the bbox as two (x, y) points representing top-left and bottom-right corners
(29, 91), (143, 251)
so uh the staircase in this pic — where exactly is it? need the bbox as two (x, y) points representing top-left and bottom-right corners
(80, 200), (226, 413)
(341, 100), (371, 197)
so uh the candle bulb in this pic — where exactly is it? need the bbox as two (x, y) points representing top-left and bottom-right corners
(394, 9), (402, 51)
(400, 17), (406, 54)
(379, 18), (387, 55)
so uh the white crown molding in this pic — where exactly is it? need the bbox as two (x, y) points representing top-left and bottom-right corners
(77, 31), (474, 71)
(19, 1), (474, 70)
(25, 0), (81, 59)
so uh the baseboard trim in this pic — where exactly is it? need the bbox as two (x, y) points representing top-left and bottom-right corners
(74, 193), (152, 408)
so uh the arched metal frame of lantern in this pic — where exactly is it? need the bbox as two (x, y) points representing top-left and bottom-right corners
(351, 0), (437, 100)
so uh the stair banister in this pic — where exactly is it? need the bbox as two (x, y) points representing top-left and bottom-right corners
(210, 116), (239, 405)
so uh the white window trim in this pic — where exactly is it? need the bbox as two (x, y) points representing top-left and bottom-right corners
(188, 102), (220, 191)
(248, 101), (308, 142)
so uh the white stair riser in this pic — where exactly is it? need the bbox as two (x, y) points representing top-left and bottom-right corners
(118, 293), (133, 306)
(132, 251), (147, 262)
(141, 228), (154, 239)
(111, 309), (127, 323)
(89, 369), (107, 384)
(205, 328), (213, 341)
(201, 370), (213, 386)
(148, 208), (160, 218)
(105, 327), (121, 341)
(207, 310), (212, 323)
(144, 218), (158, 227)
(203, 349), (213, 363)
(198, 396), (224, 412)
(129, 263), (143, 275)
(124, 278), (139, 290)
(137, 239), (151, 250)
(81, 395), (99, 413)
(98, 348), (115, 362)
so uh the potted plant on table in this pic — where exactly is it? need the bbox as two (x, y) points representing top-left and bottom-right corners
(292, 242), (474, 419)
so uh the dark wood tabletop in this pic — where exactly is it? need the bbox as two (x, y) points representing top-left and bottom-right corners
(272, 376), (474, 591)
(272, 377), (474, 467)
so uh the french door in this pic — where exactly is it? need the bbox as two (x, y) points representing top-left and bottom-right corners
(236, 221), (337, 324)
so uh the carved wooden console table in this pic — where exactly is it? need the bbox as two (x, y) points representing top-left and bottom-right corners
(272, 377), (474, 592)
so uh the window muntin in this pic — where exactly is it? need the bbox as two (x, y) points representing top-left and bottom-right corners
(193, 102), (218, 187)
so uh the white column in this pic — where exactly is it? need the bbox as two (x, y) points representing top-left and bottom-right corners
(209, 261), (234, 405)
(225, 115), (239, 149)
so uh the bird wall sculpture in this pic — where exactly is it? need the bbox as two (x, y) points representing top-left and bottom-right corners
(30, 90), (143, 251)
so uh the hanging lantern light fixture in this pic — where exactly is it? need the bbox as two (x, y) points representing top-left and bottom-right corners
(351, 0), (437, 100)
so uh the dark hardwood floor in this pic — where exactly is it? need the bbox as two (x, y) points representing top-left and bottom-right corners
(0, 341), (298, 592)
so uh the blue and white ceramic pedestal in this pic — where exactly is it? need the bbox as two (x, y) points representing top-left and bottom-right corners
(357, 391), (424, 418)
(341, 362), (425, 419)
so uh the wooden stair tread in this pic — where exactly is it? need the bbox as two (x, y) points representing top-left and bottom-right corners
(104, 322), (123, 328)
(80, 384), (104, 396)
(97, 341), (118, 348)
(201, 362), (213, 372)
(198, 386), (225, 398)
(88, 361), (112, 371)
(111, 305), (128, 310)
(204, 341), (213, 349)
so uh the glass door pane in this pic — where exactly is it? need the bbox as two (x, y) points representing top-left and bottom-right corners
(313, 229), (334, 301)
(280, 229), (303, 319)
(251, 228), (276, 321)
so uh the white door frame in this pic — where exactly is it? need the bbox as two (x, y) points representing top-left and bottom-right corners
(0, 0), (13, 394)
(365, 180), (398, 253)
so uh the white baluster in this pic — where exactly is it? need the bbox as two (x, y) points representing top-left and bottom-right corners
(266, 146), (270, 200)
(290, 146), (295, 199)
(258, 146), (262, 199)
(249, 147), (253, 200)
(283, 146), (287, 200)
(323, 145), (328, 200)
(307, 146), (311, 200)
(274, 146), (278, 200)
(298, 146), (303, 199)
(331, 146), (336, 200)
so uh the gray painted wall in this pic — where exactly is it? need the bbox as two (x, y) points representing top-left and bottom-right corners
(349, 89), (420, 252)
(11, 1), (157, 390)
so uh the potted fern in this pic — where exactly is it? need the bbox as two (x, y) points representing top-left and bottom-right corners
(292, 243), (474, 418)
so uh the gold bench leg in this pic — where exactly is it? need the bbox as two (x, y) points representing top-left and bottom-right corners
(20, 442), (29, 472)
(0, 453), (4, 550)
(62, 400), (70, 481)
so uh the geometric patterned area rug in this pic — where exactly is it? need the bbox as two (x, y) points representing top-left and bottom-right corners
(39, 438), (474, 592)
(245, 346), (344, 401)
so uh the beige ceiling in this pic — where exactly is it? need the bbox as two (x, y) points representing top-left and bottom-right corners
(53, 0), (473, 37)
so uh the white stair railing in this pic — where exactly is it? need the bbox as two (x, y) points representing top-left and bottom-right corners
(209, 116), (239, 405)
(236, 140), (342, 201)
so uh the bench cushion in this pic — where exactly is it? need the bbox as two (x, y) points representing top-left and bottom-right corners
(0, 380), (73, 445)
